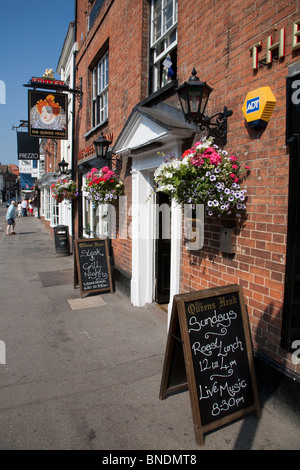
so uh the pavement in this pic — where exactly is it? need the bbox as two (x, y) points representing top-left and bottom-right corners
(0, 210), (299, 451)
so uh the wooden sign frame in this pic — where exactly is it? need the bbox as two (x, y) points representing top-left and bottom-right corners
(159, 284), (261, 446)
(74, 238), (113, 298)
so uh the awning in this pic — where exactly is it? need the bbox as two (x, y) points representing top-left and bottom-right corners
(20, 173), (35, 190)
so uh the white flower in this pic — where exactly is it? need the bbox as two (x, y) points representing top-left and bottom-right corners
(171, 159), (182, 169)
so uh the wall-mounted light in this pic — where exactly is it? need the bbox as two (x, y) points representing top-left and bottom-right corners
(93, 132), (111, 160)
(58, 158), (69, 175)
(176, 68), (233, 146)
(93, 132), (122, 173)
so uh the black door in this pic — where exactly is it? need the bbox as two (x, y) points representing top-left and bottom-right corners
(155, 192), (171, 304)
(282, 72), (300, 350)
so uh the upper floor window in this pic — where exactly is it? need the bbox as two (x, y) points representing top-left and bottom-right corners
(92, 51), (109, 128)
(150, 0), (178, 93)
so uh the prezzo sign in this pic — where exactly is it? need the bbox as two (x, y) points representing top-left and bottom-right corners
(17, 132), (40, 160)
(18, 153), (39, 160)
(246, 97), (260, 114)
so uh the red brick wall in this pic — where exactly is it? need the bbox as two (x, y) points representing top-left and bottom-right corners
(43, 139), (61, 173)
(74, 0), (300, 376)
(177, 0), (300, 375)
(74, 0), (150, 275)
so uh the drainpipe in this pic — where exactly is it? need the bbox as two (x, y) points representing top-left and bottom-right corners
(71, 3), (78, 248)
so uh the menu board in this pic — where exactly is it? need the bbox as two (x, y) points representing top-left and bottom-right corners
(160, 285), (261, 446)
(74, 238), (113, 297)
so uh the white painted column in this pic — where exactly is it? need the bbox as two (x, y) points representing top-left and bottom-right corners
(168, 200), (182, 324)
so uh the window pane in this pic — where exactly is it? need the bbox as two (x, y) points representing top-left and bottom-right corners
(93, 67), (97, 99)
(164, 0), (173, 32)
(92, 52), (109, 127)
(150, 0), (178, 93)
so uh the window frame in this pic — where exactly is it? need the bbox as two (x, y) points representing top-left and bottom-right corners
(150, 0), (178, 92)
(92, 51), (109, 128)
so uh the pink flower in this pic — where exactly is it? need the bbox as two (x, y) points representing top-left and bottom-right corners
(230, 173), (236, 179)
(190, 155), (204, 167)
(232, 164), (238, 170)
(91, 168), (98, 173)
(102, 166), (110, 173)
(245, 165), (250, 169)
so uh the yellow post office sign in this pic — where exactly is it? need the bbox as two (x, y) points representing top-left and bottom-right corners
(242, 87), (276, 129)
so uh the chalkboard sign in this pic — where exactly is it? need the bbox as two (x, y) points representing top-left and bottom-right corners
(74, 238), (113, 297)
(160, 284), (261, 446)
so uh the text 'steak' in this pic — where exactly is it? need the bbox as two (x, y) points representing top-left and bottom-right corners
(74, 237), (113, 298)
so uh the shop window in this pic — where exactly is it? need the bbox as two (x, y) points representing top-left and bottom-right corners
(50, 187), (59, 226)
(40, 189), (45, 217)
(82, 175), (109, 238)
(45, 188), (50, 220)
(92, 51), (109, 128)
(51, 198), (59, 227)
(150, 0), (178, 93)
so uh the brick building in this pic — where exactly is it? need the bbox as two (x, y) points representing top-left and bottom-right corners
(72, 0), (300, 380)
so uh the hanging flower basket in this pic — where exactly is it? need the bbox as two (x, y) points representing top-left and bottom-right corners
(154, 137), (250, 221)
(83, 166), (123, 206)
(51, 179), (78, 203)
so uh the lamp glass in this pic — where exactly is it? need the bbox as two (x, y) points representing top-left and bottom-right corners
(93, 132), (111, 159)
(58, 158), (69, 174)
(177, 81), (212, 123)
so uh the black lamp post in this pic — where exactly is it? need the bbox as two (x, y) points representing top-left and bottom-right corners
(93, 132), (111, 159)
(176, 68), (233, 146)
(58, 158), (69, 175)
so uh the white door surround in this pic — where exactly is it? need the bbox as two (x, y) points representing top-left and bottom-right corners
(114, 104), (195, 322)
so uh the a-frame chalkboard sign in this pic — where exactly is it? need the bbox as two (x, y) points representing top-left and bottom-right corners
(159, 284), (261, 446)
(74, 238), (113, 298)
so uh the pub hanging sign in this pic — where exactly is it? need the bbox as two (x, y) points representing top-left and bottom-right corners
(28, 90), (68, 140)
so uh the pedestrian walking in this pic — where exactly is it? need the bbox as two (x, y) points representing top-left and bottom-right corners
(21, 199), (28, 217)
(6, 200), (16, 236)
(17, 201), (22, 217)
(28, 199), (34, 216)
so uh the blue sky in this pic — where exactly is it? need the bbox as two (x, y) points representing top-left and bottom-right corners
(0, 0), (74, 165)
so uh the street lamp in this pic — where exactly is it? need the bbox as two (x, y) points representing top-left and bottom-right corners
(176, 68), (233, 146)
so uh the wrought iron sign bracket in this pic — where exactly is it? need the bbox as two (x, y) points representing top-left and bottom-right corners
(23, 77), (83, 107)
(201, 106), (233, 147)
